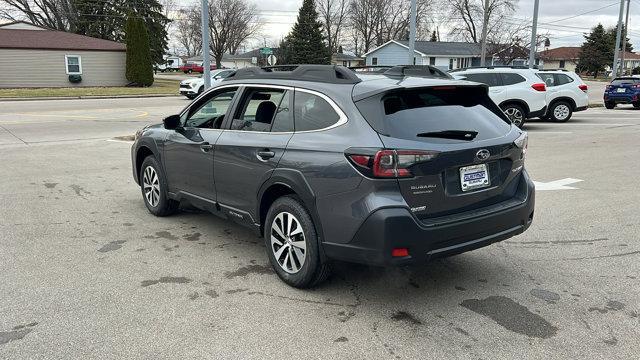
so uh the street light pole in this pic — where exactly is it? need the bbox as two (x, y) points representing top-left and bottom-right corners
(408, 0), (417, 65)
(612, 0), (625, 78)
(620, 0), (631, 75)
(480, 0), (490, 66)
(201, 0), (211, 89)
(528, 0), (540, 69)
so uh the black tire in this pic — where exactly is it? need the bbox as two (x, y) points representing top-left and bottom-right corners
(605, 102), (615, 109)
(186, 94), (196, 100)
(187, 69), (193, 74)
(264, 195), (331, 288)
(548, 101), (573, 122)
(197, 86), (204, 95)
(501, 103), (526, 128)
(139, 156), (178, 217)
(633, 102), (640, 109)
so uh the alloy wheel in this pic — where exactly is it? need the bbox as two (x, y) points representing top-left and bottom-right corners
(143, 166), (160, 207)
(554, 104), (570, 121)
(270, 212), (307, 274)
(504, 107), (524, 127)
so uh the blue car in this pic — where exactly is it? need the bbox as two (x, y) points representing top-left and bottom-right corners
(604, 77), (640, 109)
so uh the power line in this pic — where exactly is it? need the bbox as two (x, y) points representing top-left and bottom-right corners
(545, 2), (619, 24)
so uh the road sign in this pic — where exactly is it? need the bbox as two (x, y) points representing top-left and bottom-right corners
(260, 47), (273, 55)
(267, 55), (277, 66)
(251, 57), (257, 64)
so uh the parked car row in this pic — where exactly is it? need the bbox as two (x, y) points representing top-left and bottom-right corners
(450, 66), (589, 127)
(179, 69), (235, 99)
(179, 62), (218, 74)
(135, 65), (535, 288)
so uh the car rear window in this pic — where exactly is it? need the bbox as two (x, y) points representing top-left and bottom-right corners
(611, 78), (640, 85)
(356, 87), (512, 142)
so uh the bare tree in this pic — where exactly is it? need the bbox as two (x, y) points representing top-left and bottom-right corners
(447, 0), (517, 43)
(0, 0), (77, 31)
(176, 5), (202, 57)
(317, 0), (349, 54)
(208, 0), (262, 67)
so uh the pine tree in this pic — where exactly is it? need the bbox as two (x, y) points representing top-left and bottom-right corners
(577, 24), (611, 78)
(126, 16), (154, 87)
(606, 25), (634, 52)
(286, 0), (330, 64)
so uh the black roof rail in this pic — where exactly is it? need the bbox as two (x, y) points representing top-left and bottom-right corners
(349, 65), (393, 73)
(224, 64), (362, 84)
(537, 68), (570, 72)
(383, 65), (452, 79)
(449, 65), (538, 73)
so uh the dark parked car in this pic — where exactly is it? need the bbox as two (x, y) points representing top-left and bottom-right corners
(604, 77), (640, 109)
(131, 65), (535, 288)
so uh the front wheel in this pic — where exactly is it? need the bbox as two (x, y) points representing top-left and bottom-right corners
(605, 102), (615, 109)
(549, 101), (572, 122)
(140, 156), (178, 217)
(502, 104), (526, 128)
(264, 196), (331, 288)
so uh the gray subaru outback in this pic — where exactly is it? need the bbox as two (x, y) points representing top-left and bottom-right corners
(131, 65), (535, 288)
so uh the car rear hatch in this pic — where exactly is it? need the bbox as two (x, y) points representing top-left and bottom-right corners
(353, 85), (527, 220)
(607, 78), (640, 95)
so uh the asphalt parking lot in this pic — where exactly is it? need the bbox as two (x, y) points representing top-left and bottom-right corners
(1, 97), (639, 359)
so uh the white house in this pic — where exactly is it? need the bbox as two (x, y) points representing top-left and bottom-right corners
(363, 40), (482, 71)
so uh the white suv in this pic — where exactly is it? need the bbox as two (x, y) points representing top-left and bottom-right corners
(536, 70), (589, 122)
(451, 67), (548, 128)
(179, 69), (235, 99)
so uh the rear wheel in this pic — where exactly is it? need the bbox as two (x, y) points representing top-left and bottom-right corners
(264, 196), (331, 288)
(605, 102), (615, 109)
(140, 156), (178, 217)
(502, 104), (526, 128)
(633, 102), (640, 109)
(549, 101), (572, 122)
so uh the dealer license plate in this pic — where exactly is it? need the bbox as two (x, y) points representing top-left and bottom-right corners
(460, 164), (490, 192)
(617, 88), (626, 93)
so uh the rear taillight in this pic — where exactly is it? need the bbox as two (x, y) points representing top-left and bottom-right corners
(347, 149), (438, 178)
(531, 83), (546, 92)
(579, 84), (588, 93)
(633, 84), (640, 89)
(514, 132), (528, 159)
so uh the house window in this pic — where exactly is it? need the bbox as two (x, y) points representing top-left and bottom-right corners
(449, 58), (454, 70)
(559, 60), (566, 68)
(65, 55), (82, 75)
(429, 57), (435, 65)
(372, 57), (378, 65)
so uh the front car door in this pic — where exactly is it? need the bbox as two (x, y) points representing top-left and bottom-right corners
(214, 85), (295, 224)
(464, 72), (506, 105)
(163, 86), (239, 201)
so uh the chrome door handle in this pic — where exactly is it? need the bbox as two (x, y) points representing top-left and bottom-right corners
(257, 150), (275, 160)
(200, 142), (213, 152)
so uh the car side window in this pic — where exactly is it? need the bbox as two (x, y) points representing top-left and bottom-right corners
(271, 91), (295, 132)
(231, 88), (287, 132)
(538, 73), (555, 87)
(501, 73), (526, 86)
(464, 73), (502, 87)
(294, 91), (340, 131)
(185, 87), (237, 129)
(554, 74), (574, 86)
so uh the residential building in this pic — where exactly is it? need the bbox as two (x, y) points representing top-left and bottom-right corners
(331, 53), (364, 67)
(0, 21), (127, 88)
(537, 47), (580, 71)
(363, 40), (482, 71)
(621, 52), (640, 73)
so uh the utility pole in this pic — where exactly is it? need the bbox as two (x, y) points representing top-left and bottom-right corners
(480, 0), (490, 66)
(612, 0), (625, 78)
(620, 0), (631, 75)
(408, 0), (417, 65)
(528, 0), (540, 69)
(201, 0), (211, 89)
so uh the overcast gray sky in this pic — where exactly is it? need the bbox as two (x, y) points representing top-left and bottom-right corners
(174, 0), (640, 52)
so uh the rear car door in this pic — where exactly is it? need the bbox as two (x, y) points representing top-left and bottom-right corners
(164, 86), (239, 200)
(464, 72), (506, 105)
(214, 86), (295, 223)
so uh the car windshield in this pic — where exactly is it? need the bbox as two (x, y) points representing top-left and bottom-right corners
(611, 78), (639, 85)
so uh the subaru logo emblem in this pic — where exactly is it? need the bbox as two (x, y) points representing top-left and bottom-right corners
(476, 149), (490, 161)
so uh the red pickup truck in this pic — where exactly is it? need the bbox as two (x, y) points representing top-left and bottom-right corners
(179, 62), (217, 74)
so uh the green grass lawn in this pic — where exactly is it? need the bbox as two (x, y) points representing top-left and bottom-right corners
(0, 79), (180, 98)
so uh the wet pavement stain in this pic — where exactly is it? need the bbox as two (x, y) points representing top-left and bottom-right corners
(224, 264), (274, 279)
(183, 232), (202, 241)
(123, 223), (134, 227)
(334, 337), (349, 343)
(391, 311), (422, 325)
(589, 300), (625, 314)
(455, 286), (467, 291)
(338, 310), (356, 322)
(530, 289), (561, 304)
(461, 296), (558, 339)
(98, 240), (126, 253)
(69, 184), (91, 199)
(604, 337), (618, 346)
(1, 322), (37, 346)
(188, 292), (199, 300)
(44, 182), (58, 189)
(226, 288), (249, 294)
(204, 290), (219, 298)
(141, 277), (192, 287)
(154, 231), (179, 240)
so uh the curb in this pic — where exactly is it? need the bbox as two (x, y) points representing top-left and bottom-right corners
(0, 94), (181, 102)
(588, 103), (604, 108)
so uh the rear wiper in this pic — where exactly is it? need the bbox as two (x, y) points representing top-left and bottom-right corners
(417, 130), (478, 140)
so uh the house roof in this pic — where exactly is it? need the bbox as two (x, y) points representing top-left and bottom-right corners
(537, 47), (581, 61)
(333, 53), (362, 61)
(0, 28), (125, 51)
(0, 20), (49, 30)
(364, 40), (482, 57)
(623, 51), (640, 60)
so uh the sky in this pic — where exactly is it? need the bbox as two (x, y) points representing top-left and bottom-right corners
(170, 0), (640, 53)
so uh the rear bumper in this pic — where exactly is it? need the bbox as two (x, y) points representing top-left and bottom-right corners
(604, 93), (639, 103)
(322, 171), (535, 266)
(180, 89), (197, 96)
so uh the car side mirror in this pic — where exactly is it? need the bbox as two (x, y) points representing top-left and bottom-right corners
(163, 115), (181, 130)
